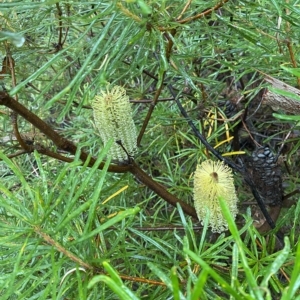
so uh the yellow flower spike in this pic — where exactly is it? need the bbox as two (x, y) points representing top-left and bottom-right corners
(92, 85), (137, 162)
(193, 159), (238, 233)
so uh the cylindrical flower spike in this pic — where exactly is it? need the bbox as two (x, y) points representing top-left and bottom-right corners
(193, 159), (238, 233)
(92, 85), (137, 162)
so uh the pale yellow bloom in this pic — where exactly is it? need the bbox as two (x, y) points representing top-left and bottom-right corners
(92, 85), (137, 161)
(193, 160), (238, 233)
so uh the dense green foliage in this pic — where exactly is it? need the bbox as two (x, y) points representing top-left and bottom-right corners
(0, 1), (300, 299)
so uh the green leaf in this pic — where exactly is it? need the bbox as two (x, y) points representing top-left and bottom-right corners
(230, 243), (239, 296)
(270, 0), (282, 16)
(281, 65), (300, 77)
(269, 86), (300, 102)
(103, 261), (123, 286)
(89, 262), (139, 300)
(0, 151), (34, 200)
(281, 241), (300, 300)
(137, 0), (152, 15)
(73, 207), (140, 244)
(88, 275), (136, 300)
(273, 113), (300, 121)
(218, 198), (264, 300)
(190, 269), (208, 300)
(170, 266), (181, 300)
(260, 237), (290, 287)
(184, 248), (245, 300)
(147, 264), (166, 280)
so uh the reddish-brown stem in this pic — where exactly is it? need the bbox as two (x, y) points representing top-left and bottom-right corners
(157, 0), (230, 31)
(286, 39), (300, 87)
(137, 72), (166, 146)
(35, 226), (93, 270)
(130, 162), (197, 218)
(137, 29), (176, 146)
(176, 0), (193, 21)
(0, 92), (129, 173)
(7, 53), (30, 152)
(117, 274), (165, 286)
(177, 0), (230, 25)
(0, 92), (197, 218)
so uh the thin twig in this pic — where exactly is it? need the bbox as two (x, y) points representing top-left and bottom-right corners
(130, 161), (197, 218)
(56, 3), (63, 46)
(137, 30), (176, 146)
(137, 72), (166, 146)
(177, 0), (230, 25)
(176, 0), (193, 21)
(0, 92), (130, 173)
(35, 226), (93, 270)
(6, 51), (30, 152)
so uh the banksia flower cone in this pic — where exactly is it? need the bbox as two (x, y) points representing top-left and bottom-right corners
(193, 160), (238, 233)
(92, 85), (137, 162)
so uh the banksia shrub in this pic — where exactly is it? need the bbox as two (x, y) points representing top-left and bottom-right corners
(92, 85), (137, 162)
(193, 160), (238, 233)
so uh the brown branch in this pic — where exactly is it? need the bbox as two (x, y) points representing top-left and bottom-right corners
(35, 226), (93, 270)
(5, 52), (31, 152)
(285, 39), (300, 87)
(0, 92), (197, 218)
(56, 3), (63, 47)
(47, 3), (69, 53)
(177, 0), (230, 25)
(122, 60), (159, 81)
(137, 71), (166, 146)
(164, 29), (176, 60)
(130, 97), (174, 104)
(7, 143), (74, 162)
(130, 162), (197, 218)
(34, 144), (76, 162)
(117, 274), (166, 286)
(0, 91), (129, 173)
(7, 149), (28, 159)
(156, 0), (229, 31)
(11, 113), (31, 151)
(176, 0), (193, 21)
(137, 30), (176, 146)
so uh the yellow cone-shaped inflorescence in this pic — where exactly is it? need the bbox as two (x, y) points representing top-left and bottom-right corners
(92, 85), (137, 162)
(193, 159), (238, 233)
